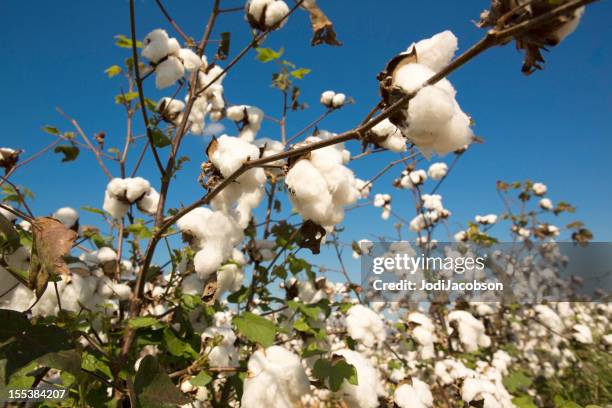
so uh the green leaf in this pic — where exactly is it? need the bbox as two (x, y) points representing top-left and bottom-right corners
(512, 395), (538, 408)
(290, 68), (311, 79)
(54, 145), (80, 162)
(0, 213), (20, 251)
(189, 371), (213, 387)
(216, 32), (231, 61)
(255, 47), (284, 63)
(81, 206), (106, 216)
(42, 125), (60, 135)
(313, 357), (358, 392)
(0, 322), (75, 383)
(105, 65), (122, 78)
(127, 316), (159, 329)
(151, 129), (172, 148)
(503, 370), (532, 393)
(114, 34), (142, 49)
(233, 312), (278, 347)
(163, 328), (198, 359)
(127, 220), (153, 240)
(38, 350), (84, 380)
(134, 356), (190, 408)
(115, 92), (140, 105)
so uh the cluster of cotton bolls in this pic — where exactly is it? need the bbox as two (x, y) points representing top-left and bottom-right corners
(201, 314), (240, 368)
(225, 105), (264, 142)
(285, 135), (360, 228)
(319, 90), (347, 109)
(0, 246), (130, 318)
(245, 0), (290, 31)
(208, 135), (266, 228)
(475, 213), (497, 225)
(102, 177), (159, 219)
(390, 31), (475, 156)
(177, 207), (244, 279)
(394, 378), (433, 408)
(406, 311), (437, 359)
(409, 193), (451, 233)
(181, 248), (246, 298)
(155, 56), (228, 135)
(373, 193), (392, 220)
(141, 29), (203, 89)
(447, 310), (491, 352)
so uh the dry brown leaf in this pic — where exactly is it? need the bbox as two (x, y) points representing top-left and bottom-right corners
(28, 217), (77, 297)
(298, 220), (327, 254)
(301, 1), (342, 47)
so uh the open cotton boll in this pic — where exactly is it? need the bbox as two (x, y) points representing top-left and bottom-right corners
(408, 86), (455, 133)
(202, 325), (239, 367)
(408, 30), (458, 73)
(254, 138), (284, 166)
(572, 324), (593, 344)
(371, 119), (407, 152)
(178, 48), (203, 71)
(394, 62), (455, 97)
(103, 191), (129, 220)
(177, 207), (213, 244)
(226, 105), (246, 122)
(210, 135), (261, 177)
(394, 378), (433, 408)
(448, 310), (491, 352)
(52, 207), (79, 229)
(155, 56), (185, 89)
(427, 162), (448, 180)
(264, 0), (290, 28)
(346, 304), (386, 347)
(430, 109), (473, 155)
(333, 349), (384, 408)
(217, 263), (244, 295)
(532, 182), (547, 196)
(156, 97), (185, 117)
(539, 198), (553, 210)
(552, 7), (584, 43)
(245, 0), (273, 22)
(242, 346), (310, 408)
(142, 29), (172, 63)
(136, 188), (159, 215)
(475, 214), (497, 225)
(125, 177), (151, 203)
(320, 90), (335, 107)
(332, 93), (346, 108)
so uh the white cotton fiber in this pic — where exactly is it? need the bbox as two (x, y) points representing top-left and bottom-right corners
(346, 304), (386, 347)
(52, 207), (79, 228)
(408, 30), (458, 72)
(155, 56), (185, 89)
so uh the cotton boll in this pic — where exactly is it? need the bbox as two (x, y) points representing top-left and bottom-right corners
(408, 30), (458, 72)
(379, 131), (407, 152)
(431, 109), (473, 155)
(103, 191), (129, 220)
(264, 0), (290, 29)
(52, 207), (79, 229)
(539, 198), (553, 210)
(142, 29), (172, 63)
(210, 135), (261, 177)
(194, 243), (224, 279)
(181, 274), (203, 296)
(178, 48), (203, 71)
(332, 93), (346, 108)
(532, 182), (547, 196)
(125, 177), (151, 203)
(346, 304), (386, 347)
(217, 264), (244, 295)
(136, 188), (159, 215)
(155, 56), (185, 89)
(156, 97), (185, 121)
(448, 310), (491, 352)
(475, 214), (497, 225)
(427, 162), (448, 180)
(246, 106), (264, 127)
(226, 108), (245, 125)
(333, 349), (384, 408)
(394, 378), (433, 408)
(286, 160), (333, 214)
(106, 178), (128, 197)
(552, 7), (584, 43)
(245, 0), (274, 23)
(320, 90), (335, 107)
(177, 207), (213, 245)
(242, 346), (310, 408)
(202, 325), (239, 367)
(408, 86), (455, 134)
(572, 324), (593, 344)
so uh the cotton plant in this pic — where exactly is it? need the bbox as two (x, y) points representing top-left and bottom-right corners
(0, 1), (606, 407)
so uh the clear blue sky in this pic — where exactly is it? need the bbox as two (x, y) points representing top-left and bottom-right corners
(1, 1), (611, 278)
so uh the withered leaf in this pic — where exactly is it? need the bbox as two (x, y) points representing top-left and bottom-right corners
(28, 217), (77, 297)
(298, 220), (327, 255)
(206, 136), (219, 158)
(202, 275), (219, 305)
(301, 1), (342, 47)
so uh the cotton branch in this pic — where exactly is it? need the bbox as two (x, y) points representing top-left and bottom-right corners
(129, 0), (166, 175)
